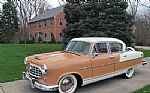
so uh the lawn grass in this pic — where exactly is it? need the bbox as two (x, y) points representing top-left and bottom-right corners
(0, 44), (62, 83)
(143, 50), (150, 57)
(133, 85), (150, 93)
(136, 48), (150, 57)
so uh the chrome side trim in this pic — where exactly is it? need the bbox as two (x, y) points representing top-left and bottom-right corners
(79, 57), (143, 70)
(79, 62), (115, 70)
(82, 62), (146, 86)
(92, 62), (115, 68)
(79, 66), (92, 70)
(82, 68), (128, 86)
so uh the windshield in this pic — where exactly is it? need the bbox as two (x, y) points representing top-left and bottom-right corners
(64, 41), (91, 55)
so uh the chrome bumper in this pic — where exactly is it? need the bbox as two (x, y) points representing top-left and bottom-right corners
(136, 61), (147, 68)
(23, 72), (58, 91)
(142, 61), (147, 66)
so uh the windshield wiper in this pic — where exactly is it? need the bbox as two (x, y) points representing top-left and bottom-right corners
(62, 50), (81, 56)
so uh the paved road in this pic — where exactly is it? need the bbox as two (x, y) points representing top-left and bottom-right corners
(0, 58), (150, 93)
(135, 46), (150, 50)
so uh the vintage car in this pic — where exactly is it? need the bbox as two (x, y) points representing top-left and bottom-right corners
(23, 37), (147, 93)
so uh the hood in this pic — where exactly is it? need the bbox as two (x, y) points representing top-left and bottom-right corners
(27, 51), (81, 66)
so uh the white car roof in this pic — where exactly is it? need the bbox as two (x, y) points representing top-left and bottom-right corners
(71, 37), (123, 43)
(71, 37), (127, 51)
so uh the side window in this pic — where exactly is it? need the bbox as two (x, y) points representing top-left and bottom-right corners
(95, 43), (108, 53)
(110, 42), (122, 52)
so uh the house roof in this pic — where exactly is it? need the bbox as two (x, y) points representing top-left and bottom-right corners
(29, 5), (64, 23)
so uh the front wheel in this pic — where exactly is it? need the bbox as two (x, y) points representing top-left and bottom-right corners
(122, 68), (135, 79)
(58, 75), (77, 93)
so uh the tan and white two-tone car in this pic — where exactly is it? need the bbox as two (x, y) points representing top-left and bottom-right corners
(23, 37), (147, 93)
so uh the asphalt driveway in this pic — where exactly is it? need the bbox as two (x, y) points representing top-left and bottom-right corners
(0, 57), (150, 93)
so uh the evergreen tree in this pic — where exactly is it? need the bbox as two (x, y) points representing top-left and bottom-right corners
(51, 33), (56, 44)
(0, 9), (3, 43)
(38, 35), (42, 43)
(1, 0), (19, 43)
(63, 0), (134, 47)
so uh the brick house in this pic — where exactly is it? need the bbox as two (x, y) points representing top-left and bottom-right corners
(29, 6), (66, 43)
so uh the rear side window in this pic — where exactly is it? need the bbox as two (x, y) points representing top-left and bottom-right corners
(95, 43), (108, 53)
(109, 42), (122, 52)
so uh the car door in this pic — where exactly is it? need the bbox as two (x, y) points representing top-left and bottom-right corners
(109, 42), (123, 71)
(91, 42), (115, 77)
(110, 42), (142, 71)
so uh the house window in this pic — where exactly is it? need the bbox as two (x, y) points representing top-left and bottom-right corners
(39, 32), (43, 35)
(39, 25), (41, 28)
(45, 33), (47, 37)
(34, 23), (36, 28)
(60, 33), (62, 37)
(44, 20), (47, 26)
(50, 21), (53, 25)
(50, 19), (54, 25)
(44, 33), (47, 41)
(59, 19), (63, 25)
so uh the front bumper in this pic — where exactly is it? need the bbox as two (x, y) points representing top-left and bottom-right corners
(23, 72), (58, 91)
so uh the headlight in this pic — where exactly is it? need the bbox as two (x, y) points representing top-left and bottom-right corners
(24, 57), (28, 64)
(41, 64), (47, 74)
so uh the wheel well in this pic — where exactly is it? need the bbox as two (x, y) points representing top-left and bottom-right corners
(72, 74), (83, 87)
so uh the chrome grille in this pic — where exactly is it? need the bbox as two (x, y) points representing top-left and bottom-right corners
(29, 64), (42, 77)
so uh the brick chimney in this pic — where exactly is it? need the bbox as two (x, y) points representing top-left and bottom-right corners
(131, 25), (136, 33)
(38, 6), (45, 14)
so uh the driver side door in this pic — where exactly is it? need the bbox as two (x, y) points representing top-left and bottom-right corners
(91, 42), (115, 77)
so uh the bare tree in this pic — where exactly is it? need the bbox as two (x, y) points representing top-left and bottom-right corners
(135, 10), (150, 46)
(59, 0), (66, 5)
(128, 0), (141, 17)
(139, 1), (150, 9)
(14, 0), (50, 42)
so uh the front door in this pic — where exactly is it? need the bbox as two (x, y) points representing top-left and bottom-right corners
(91, 42), (115, 77)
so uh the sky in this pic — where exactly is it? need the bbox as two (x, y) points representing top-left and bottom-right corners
(0, 0), (63, 8)
(0, 0), (150, 15)
(48, 0), (63, 7)
(50, 0), (150, 16)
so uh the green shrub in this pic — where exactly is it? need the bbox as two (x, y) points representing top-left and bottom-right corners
(19, 40), (34, 44)
(51, 33), (56, 44)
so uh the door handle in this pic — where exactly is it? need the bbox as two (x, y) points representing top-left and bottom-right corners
(123, 55), (127, 57)
(110, 56), (114, 59)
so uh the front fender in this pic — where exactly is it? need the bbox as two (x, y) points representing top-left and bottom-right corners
(57, 72), (83, 85)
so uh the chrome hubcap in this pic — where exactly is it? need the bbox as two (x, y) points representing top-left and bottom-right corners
(60, 77), (74, 92)
(126, 68), (134, 77)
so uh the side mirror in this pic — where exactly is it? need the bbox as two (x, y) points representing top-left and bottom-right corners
(93, 53), (98, 57)
(127, 47), (135, 51)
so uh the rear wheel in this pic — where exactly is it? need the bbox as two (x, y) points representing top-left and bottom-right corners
(123, 68), (135, 79)
(58, 75), (77, 93)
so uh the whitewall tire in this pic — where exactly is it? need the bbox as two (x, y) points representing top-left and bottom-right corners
(123, 68), (135, 79)
(58, 75), (77, 93)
